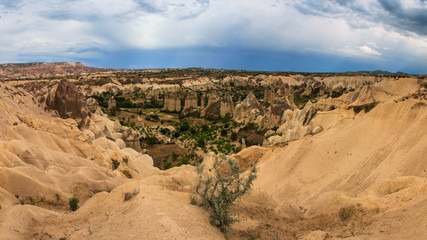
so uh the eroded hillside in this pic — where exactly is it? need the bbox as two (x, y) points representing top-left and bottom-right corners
(0, 67), (426, 239)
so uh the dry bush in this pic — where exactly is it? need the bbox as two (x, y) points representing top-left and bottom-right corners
(339, 205), (355, 221)
(191, 154), (257, 232)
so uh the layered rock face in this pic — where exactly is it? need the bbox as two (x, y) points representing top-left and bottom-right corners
(201, 92), (220, 117)
(46, 79), (91, 127)
(182, 92), (198, 115)
(183, 92), (198, 110)
(163, 92), (181, 112)
(201, 92), (235, 118)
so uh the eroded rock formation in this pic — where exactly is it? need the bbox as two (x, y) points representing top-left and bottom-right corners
(46, 79), (91, 127)
(163, 92), (181, 112)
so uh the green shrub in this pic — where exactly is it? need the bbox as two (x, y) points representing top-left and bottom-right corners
(69, 197), (79, 211)
(145, 136), (159, 146)
(191, 155), (257, 232)
(230, 132), (238, 141)
(179, 122), (190, 132)
(339, 205), (355, 221)
(220, 129), (228, 137)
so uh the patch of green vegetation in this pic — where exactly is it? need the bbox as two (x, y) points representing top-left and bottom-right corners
(69, 197), (79, 211)
(294, 95), (310, 105)
(145, 114), (160, 122)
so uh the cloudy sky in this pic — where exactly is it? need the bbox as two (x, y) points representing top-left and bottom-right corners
(0, 0), (426, 73)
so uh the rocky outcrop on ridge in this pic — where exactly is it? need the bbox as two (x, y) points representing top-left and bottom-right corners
(46, 79), (91, 127)
(233, 92), (265, 123)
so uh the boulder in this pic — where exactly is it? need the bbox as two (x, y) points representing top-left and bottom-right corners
(263, 135), (284, 146)
(311, 125), (323, 135)
(264, 130), (276, 138)
(115, 139), (126, 149)
(122, 128), (141, 142)
(94, 107), (107, 117)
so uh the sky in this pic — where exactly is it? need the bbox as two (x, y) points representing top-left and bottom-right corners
(0, 0), (426, 74)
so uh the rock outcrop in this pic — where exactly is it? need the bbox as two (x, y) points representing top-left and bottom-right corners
(108, 97), (116, 109)
(86, 97), (99, 112)
(184, 92), (198, 110)
(233, 92), (265, 123)
(220, 94), (233, 117)
(46, 79), (91, 127)
(163, 92), (181, 112)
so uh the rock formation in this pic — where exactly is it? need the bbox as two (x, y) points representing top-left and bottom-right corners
(108, 97), (116, 110)
(263, 88), (275, 104)
(220, 94), (233, 117)
(233, 92), (265, 123)
(86, 97), (99, 112)
(163, 92), (181, 112)
(46, 79), (91, 127)
(184, 92), (198, 110)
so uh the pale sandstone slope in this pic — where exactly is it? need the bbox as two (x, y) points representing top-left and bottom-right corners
(0, 82), (223, 239)
(237, 81), (427, 238)
(252, 99), (426, 208)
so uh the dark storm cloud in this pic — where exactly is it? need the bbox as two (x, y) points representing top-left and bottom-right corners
(0, 0), (24, 10)
(378, 0), (427, 35)
(294, 0), (427, 35)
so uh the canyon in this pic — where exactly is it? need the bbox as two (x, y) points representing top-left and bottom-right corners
(0, 63), (426, 239)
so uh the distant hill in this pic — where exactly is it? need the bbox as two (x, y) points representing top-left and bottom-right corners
(344, 70), (409, 77)
(0, 62), (116, 79)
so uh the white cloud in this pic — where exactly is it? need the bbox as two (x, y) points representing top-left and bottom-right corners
(359, 45), (382, 56)
(0, 0), (426, 69)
